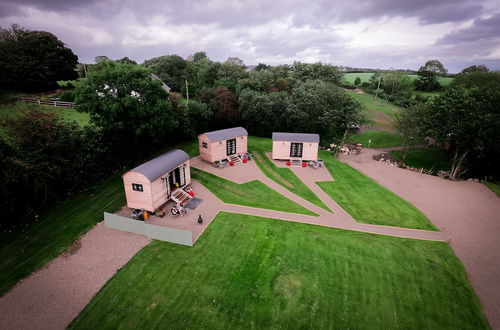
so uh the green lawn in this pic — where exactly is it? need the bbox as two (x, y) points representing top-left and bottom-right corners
(252, 151), (331, 212)
(317, 151), (437, 230)
(346, 130), (404, 148)
(484, 182), (500, 197)
(191, 168), (317, 216)
(70, 212), (488, 329)
(346, 90), (400, 132)
(0, 174), (125, 295)
(248, 135), (273, 152)
(391, 148), (452, 172)
(344, 73), (453, 87)
(0, 101), (90, 127)
(344, 72), (374, 84)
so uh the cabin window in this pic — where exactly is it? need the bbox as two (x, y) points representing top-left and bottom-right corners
(290, 142), (303, 158)
(202, 142), (208, 148)
(226, 138), (236, 156)
(132, 183), (144, 192)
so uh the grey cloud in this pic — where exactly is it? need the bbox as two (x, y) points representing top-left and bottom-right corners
(438, 13), (500, 44)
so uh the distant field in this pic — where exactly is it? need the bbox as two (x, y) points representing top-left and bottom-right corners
(344, 73), (453, 86)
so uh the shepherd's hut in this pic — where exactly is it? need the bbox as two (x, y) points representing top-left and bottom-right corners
(123, 149), (191, 212)
(272, 132), (319, 161)
(198, 127), (248, 164)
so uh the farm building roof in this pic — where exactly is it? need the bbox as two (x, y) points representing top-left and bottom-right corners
(272, 132), (320, 143)
(203, 127), (248, 142)
(130, 149), (189, 181)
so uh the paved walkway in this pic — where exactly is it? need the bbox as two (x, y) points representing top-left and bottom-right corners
(339, 148), (500, 329)
(190, 155), (448, 242)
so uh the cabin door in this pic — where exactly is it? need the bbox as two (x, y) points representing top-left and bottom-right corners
(290, 142), (303, 158)
(226, 138), (236, 156)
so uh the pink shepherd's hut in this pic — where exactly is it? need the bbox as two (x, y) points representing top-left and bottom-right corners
(123, 149), (191, 212)
(272, 132), (319, 161)
(198, 127), (248, 163)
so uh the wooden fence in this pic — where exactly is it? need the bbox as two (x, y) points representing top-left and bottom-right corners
(19, 97), (75, 108)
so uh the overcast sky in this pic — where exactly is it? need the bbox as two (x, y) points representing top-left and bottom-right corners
(1, 0), (499, 72)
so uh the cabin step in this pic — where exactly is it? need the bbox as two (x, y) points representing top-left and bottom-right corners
(290, 160), (302, 166)
(227, 155), (242, 164)
(170, 188), (192, 205)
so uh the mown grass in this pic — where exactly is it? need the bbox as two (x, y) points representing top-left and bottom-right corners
(317, 151), (437, 230)
(391, 148), (452, 172)
(70, 212), (488, 330)
(0, 174), (125, 295)
(252, 151), (331, 212)
(484, 182), (500, 197)
(346, 130), (404, 148)
(191, 168), (317, 216)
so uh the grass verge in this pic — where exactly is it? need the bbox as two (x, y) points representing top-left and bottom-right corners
(191, 168), (317, 216)
(0, 174), (125, 295)
(70, 212), (488, 329)
(484, 182), (500, 197)
(391, 148), (452, 172)
(252, 151), (331, 212)
(317, 151), (437, 230)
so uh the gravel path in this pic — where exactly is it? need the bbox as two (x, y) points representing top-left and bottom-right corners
(340, 149), (500, 329)
(0, 222), (150, 330)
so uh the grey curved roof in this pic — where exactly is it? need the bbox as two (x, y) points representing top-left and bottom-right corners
(272, 132), (320, 143)
(203, 127), (248, 142)
(130, 149), (189, 181)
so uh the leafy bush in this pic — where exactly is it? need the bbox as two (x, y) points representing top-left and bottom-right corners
(59, 89), (76, 102)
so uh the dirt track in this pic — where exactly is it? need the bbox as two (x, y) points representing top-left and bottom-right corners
(340, 149), (500, 329)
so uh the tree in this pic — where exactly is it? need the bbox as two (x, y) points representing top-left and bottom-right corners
(401, 87), (500, 179)
(254, 63), (271, 71)
(75, 61), (177, 152)
(202, 87), (239, 128)
(354, 77), (361, 86)
(0, 24), (78, 91)
(215, 59), (248, 92)
(451, 72), (500, 89)
(192, 51), (208, 62)
(239, 89), (290, 136)
(414, 60), (447, 92)
(143, 55), (187, 92)
(94, 55), (109, 64)
(460, 65), (489, 74)
(116, 57), (137, 65)
(290, 80), (362, 143)
(291, 62), (344, 86)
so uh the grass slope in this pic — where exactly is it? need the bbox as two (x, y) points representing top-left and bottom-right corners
(70, 212), (488, 330)
(317, 151), (437, 230)
(252, 151), (331, 212)
(0, 174), (125, 295)
(191, 168), (317, 216)
(346, 130), (404, 148)
(391, 148), (452, 172)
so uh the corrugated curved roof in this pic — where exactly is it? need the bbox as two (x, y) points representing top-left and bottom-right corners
(272, 132), (320, 143)
(202, 127), (248, 142)
(130, 149), (189, 181)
